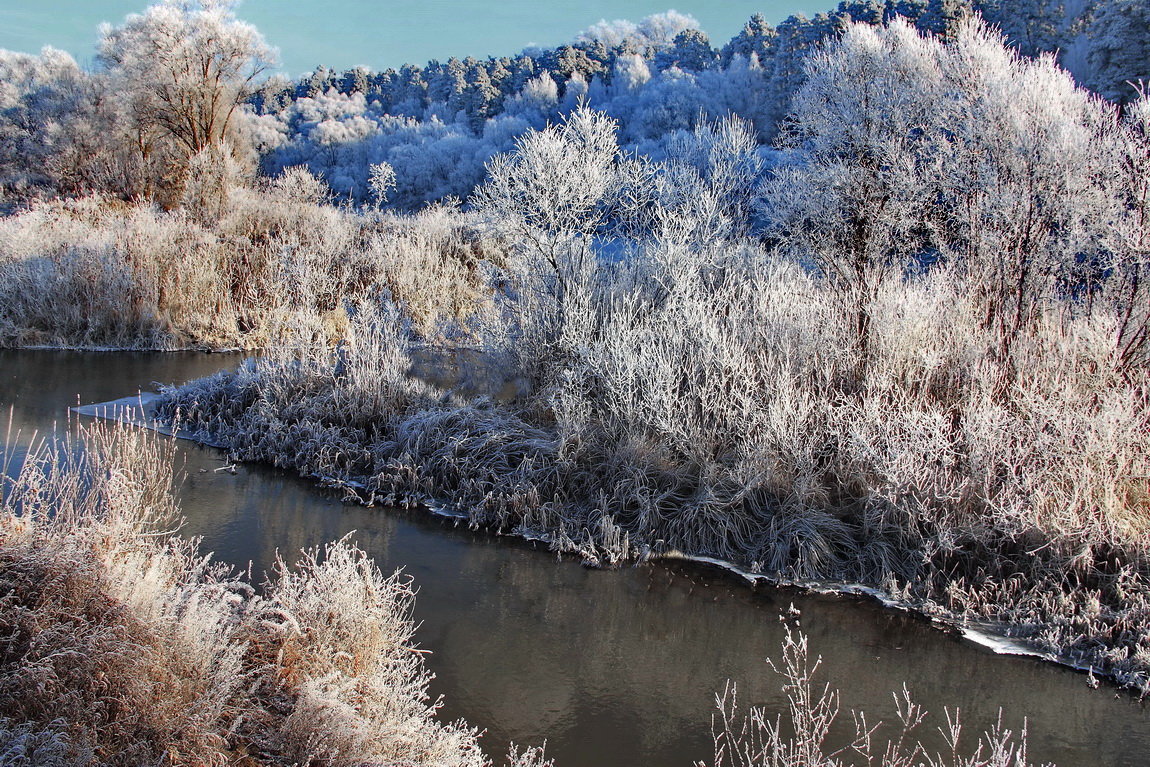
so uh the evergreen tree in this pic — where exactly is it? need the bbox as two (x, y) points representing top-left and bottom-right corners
(463, 66), (500, 130)
(921, 0), (975, 40)
(720, 13), (777, 66)
(340, 66), (369, 95)
(298, 66), (335, 98)
(655, 29), (717, 72)
(1086, 0), (1150, 104)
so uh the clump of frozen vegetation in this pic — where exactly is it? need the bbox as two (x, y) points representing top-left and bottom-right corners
(0, 419), (552, 767)
(158, 16), (1150, 693)
(0, 183), (498, 348)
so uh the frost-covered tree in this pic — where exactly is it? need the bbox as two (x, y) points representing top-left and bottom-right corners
(462, 65), (501, 130)
(720, 13), (777, 66)
(368, 161), (397, 204)
(0, 48), (98, 196)
(298, 65), (337, 98)
(837, 0), (890, 24)
(0, 46), (161, 200)
(392, 64), (429, 115)
(1102, 93), (1150, 370)
(654, 29), (717, 72)
(625, 67), (710, 140)
(576, 18), (641, 49)
(763, 16), (1119, 375)
(576, 10), (701, 56)
(611, 54), (652, 91)
(762, 13), (841, 130)
(763, 18), (949, 363)
(99, 0), (274, 155)
(1085, 0), (1150, 104)
(340, 66), (370, 94)
(502, 73), (560, 128)
(702, 53), (777, 141)
(938, 19), (1116, 367)
(658, 116), (765, 248)
(109, 4), (271, 130)
(920, 0), (975, 39)
(426, 57), (467, 109)
(97, 0), (276, 204)
(471, 106), (656, 378)
(638, 10), (703, 50)
(472, 106), (638, 273)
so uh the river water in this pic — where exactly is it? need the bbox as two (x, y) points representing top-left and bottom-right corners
(2, 348), (1147, 766)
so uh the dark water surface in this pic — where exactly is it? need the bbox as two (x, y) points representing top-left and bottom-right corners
(2, 349), (1147, 766)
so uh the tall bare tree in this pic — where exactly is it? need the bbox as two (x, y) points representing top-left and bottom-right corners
(98, 0), (276, 203)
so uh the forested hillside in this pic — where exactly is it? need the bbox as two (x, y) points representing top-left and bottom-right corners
(2, 0), (1148, 209)
(245, 0), (1150, 207)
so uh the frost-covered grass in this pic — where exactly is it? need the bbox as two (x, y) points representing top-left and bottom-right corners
(0, 419), (550, 767)
(0, 181), (498, 350)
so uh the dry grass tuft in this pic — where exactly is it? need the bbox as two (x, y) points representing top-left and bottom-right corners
(702, 627), (1051, 767)
(0, 419), (541, 766)
(0, 187), (498, 350)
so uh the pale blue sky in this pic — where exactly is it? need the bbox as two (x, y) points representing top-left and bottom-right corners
(0, 1), (831, 76)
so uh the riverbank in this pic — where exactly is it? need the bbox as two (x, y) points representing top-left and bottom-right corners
(75, 390), (1113, 680)
(77, 381), (1102, 677)
(0, 416), (552, 767)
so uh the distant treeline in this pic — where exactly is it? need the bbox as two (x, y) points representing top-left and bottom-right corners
(241, 0), (1146, 206)
(260, 0), (1146, 119)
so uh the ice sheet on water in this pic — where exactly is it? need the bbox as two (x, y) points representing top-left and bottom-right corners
(72, 393), (225, 448)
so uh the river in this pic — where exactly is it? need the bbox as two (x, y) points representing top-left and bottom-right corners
(1, 348), (1146, 766)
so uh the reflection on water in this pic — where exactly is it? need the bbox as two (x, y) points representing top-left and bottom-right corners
(2, 349), (1147, 766)
(409, 346), (529, 401)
